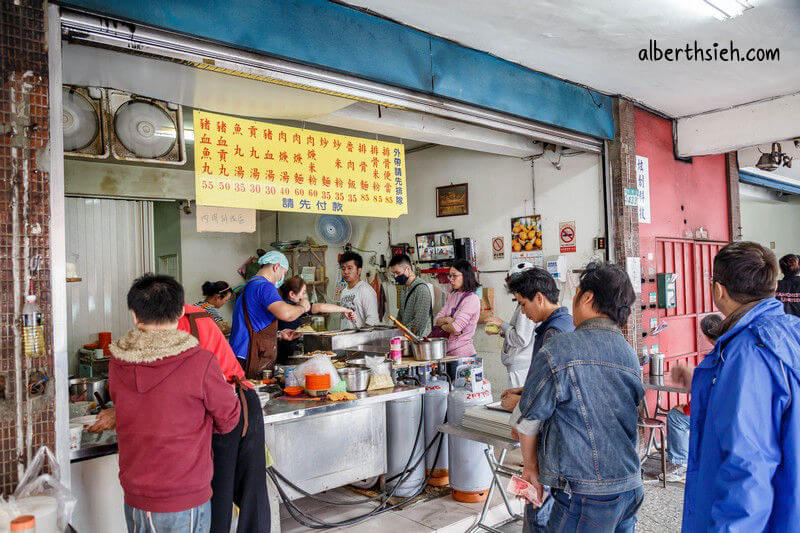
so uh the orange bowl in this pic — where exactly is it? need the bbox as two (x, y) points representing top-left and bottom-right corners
(284, 386), (303, 396)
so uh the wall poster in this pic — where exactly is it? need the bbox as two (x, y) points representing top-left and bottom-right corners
(511, 215), (543, 264)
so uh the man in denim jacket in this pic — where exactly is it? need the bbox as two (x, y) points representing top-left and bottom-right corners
(516, 263), (644, 532)
(682, 242), (800, 532)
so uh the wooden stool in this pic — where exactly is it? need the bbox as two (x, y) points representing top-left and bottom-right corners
(639, 417), (667, 488)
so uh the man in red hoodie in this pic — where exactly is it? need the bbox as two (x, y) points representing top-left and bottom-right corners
(92, 301), (271, 532)
(110, 274), (240, 532)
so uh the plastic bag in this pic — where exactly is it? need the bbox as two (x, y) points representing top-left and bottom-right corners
(12, 446), (76, 532)
(365, 356), (394, 390)
(294, 354), (341, 389)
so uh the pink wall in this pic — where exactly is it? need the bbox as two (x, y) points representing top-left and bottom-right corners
(634, 108), (729, 410)
(635, 108), (729, 248)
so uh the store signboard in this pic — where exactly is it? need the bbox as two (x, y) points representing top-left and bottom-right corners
(635, 155), (651, 224)
(193, 110), (408, 218)
(196, 205), (256, 233)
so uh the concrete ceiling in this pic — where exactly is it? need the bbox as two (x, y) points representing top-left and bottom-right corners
(342, 0), (800, 118)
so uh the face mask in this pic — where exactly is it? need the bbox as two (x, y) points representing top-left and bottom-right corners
(273, 268), (286, 289)
(394, 274), (409, 285)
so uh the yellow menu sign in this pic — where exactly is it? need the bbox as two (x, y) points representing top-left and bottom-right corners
(193, 110), (408, 218)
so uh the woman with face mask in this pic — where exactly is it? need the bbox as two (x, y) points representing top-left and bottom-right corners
(196, 280), (233, 335)
(276, 276), (357, 364)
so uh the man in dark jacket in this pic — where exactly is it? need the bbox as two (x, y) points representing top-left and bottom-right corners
(500, 267), (574, 411)
(683, 242), (800, 532)
(776, 253), (800, 317)
(110, 274), (240, 533)
(516, 263), (643, 532)
(499, 267), (574, 532)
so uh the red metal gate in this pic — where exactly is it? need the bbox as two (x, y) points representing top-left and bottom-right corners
(648, 238), (727, 412)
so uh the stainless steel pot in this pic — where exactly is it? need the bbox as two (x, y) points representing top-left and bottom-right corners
(337, 368), (370, 392)
(69, 377), (108, 403)
(411, 338), (447, 361)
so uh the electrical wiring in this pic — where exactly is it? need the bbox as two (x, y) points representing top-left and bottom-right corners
(274, 393), (424, 507)
(270, 432), (444, 529)
(269, 392), (448, 529)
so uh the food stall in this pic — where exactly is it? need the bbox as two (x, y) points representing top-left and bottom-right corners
(56, 20), (608, 529)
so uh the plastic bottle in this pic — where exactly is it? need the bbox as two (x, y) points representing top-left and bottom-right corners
(22, 295), (45, 358)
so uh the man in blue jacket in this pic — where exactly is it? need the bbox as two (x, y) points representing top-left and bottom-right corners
(683, 241), (800, 532)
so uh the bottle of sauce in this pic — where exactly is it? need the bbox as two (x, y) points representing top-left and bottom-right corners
(22, 295), (45, 358)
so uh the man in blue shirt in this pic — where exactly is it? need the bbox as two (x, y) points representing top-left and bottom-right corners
(683, 241), (800, 532)
(229, 250), (310, 377)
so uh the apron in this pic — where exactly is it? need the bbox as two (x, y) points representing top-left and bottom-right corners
(185, 310), (249, 437)
(241, 280), (279, 379)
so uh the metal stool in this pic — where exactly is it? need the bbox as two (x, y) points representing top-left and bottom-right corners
(639, 417), (667, 488)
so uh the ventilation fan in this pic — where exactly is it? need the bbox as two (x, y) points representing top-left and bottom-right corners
(107, 90), (185, 165)
(315, 215), (352, 246)
(62, 85), (107, 158)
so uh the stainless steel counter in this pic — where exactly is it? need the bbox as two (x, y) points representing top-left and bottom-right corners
(264, 385), (424, 499)
(302, 327), (400, 352)
(70, 441), (118, 462)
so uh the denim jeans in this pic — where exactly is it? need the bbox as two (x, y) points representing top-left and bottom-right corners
(545, 487), (644, 532)
(124, 500), (211, 533)
(523, 488), (555, 532)
(666, 408), (690, 466)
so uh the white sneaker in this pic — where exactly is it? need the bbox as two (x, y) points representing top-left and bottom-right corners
(659, 465), (687, 483)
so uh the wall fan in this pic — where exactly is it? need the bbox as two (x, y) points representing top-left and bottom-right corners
(107, 89), (186, 165)
(62, 85), (107, 158)
(315, 215), (352, 246)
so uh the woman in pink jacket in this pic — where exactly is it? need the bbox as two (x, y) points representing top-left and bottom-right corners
(434, 259), (482, 357)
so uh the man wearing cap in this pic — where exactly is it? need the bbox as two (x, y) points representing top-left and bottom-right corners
(485, 262), (539, 388)
(230, 250), (311, 378)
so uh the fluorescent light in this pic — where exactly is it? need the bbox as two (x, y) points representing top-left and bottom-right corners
(702, 0), (754, 20)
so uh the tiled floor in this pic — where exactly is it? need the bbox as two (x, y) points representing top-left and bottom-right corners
(278, 453), (684, 532)
(280, 486), (523, 532)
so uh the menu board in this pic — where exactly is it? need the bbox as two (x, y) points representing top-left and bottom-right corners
(193, 110), (408, 218)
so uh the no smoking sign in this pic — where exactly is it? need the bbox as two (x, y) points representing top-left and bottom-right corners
(492, 236), (505, 260)
(559, 221), (576, 253)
